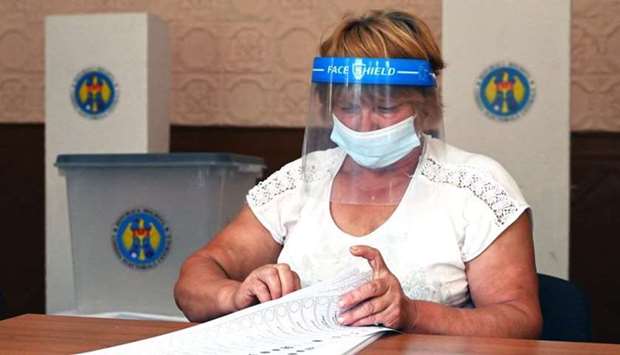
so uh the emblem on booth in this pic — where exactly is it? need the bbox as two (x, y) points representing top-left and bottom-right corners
(476, 63), (535, 121)
(71, 67), (118, 119)
(113, 209), (170, 269)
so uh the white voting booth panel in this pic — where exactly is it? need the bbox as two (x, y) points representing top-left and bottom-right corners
(55, 154), (264, 321)
(442, 1), (570, 278)
(45, 13), (170, 314)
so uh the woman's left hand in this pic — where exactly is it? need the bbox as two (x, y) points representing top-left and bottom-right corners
(337, 245), (417, 331)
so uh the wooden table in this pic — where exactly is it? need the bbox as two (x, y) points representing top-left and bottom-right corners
(1, 314), (619, 354)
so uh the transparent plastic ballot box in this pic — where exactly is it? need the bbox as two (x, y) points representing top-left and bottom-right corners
(55, 153), (265, 320)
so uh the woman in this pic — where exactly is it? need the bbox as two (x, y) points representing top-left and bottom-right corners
(174, 9), (542, 338)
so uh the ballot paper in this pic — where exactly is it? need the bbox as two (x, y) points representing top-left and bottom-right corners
(79, 268), (395, 355)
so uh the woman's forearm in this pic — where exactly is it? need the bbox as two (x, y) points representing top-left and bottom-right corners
(410, 299), (542, 339)
(174, 254), (241, 322)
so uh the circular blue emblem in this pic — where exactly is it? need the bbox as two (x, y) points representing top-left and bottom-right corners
(71, 67), (118, 119)
(476, 63), (535, 121)
(112, 209), (170, 269)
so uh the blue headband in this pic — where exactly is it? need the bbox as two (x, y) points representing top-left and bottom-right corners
(311, 57), (436, 87)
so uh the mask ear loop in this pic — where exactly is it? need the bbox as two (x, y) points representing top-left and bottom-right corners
(409, 105), (421, 137)
(406, 108), (425, 179)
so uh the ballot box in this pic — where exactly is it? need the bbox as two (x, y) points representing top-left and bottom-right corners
(55, 153), (264, 320)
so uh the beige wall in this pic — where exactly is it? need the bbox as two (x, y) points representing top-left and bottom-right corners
(0, 0), (439, 127)
(571, 0), (620, 131)
(0, 0), (617, 129)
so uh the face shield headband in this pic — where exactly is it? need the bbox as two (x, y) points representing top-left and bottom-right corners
(311, 57), (437, 87)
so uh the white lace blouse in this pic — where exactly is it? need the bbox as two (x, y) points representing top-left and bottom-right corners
(246, 137), (529, 307)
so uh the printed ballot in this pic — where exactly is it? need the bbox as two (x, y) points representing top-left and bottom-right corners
(79, 268), (394, 355)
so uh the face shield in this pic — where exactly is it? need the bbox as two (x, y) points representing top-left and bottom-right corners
(301, 57), (444, 205)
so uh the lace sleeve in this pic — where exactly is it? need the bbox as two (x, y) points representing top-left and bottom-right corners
(246, 158), (305, 244)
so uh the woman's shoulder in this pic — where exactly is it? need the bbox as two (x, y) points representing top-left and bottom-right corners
(246, 157), (304, 209)
(423, 137), (516, 183)
(265, 148), (344, 182)
(247, 148), (343, 208)
(420, 137), (527, 219)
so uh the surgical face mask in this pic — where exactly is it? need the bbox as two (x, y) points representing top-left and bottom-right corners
(330, 114), (421, 169)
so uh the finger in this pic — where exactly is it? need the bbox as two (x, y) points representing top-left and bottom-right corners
(339, 280), (387, 310)
(351, 303), (400, 328)
(350, 313), (383, 327)
(274, 264), (297, 296)
(349, 245), (389, 277)
(258, 266), (282, 299)
(249, 279), (272, 304)
(292, 271), (302, 291)
(338, 297), (388, 326)
(234, 287), (257, 310)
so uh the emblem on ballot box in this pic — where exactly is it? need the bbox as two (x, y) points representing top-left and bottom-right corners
(71, 67), (118, 119)
(476, 62), (535, 121)
(113, 208), (170, 269)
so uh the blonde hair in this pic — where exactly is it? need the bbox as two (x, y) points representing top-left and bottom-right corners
(320, 9), (443, 73)
(318, 10), (444, 133)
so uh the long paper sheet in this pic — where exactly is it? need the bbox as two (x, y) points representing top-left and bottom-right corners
(79, 268), (394, 355)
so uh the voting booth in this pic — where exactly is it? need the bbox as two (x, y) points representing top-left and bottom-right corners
(442, 0), (570, 278)
(56, 153), (264, 320)
(45, 14), (170, 313)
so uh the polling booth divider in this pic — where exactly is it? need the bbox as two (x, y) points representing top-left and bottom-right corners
(55, 153), (264, 320)
(45, 13), (170, 313)
(442, 0), (570, 278)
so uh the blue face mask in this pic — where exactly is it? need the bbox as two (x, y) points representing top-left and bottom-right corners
(330, 114), (421, 169)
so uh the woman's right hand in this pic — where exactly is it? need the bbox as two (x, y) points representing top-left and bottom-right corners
(233, 263), (301, 310)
